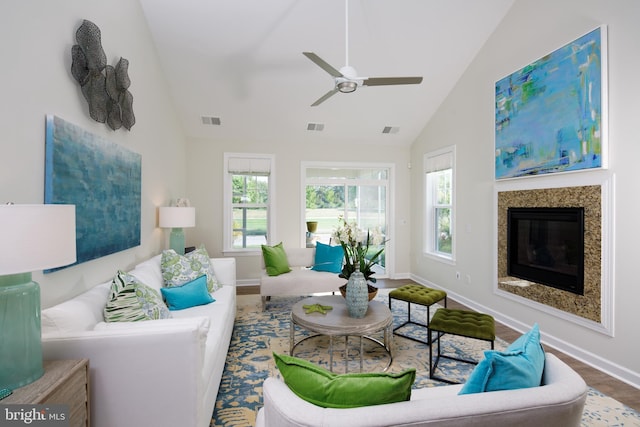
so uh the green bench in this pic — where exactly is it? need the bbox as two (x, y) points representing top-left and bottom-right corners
(388, 284), (447, 345)
(428, 307), (495, 384)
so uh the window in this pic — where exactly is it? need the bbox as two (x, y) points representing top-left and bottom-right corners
(303, 163), (391, 276)
(223, 153), (274, 252)
(424, 146), (455, 261)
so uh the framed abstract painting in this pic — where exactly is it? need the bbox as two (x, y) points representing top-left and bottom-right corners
(44, 115), (141, 271)
(495, 26), (607, 180)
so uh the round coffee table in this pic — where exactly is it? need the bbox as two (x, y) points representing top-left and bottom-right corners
(290, 295), (393, 372)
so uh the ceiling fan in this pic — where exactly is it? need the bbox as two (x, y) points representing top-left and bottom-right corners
(303, 0), (423, 106)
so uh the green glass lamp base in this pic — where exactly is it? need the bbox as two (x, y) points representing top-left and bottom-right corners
(0, 273), (44, 389)
(169, 227), (186, 255)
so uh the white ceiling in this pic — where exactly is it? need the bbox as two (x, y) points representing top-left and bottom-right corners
(139, 0), (514, 147)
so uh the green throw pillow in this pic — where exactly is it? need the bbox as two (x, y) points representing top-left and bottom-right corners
(104, 270), (171, 322)
(459, 323), (545, 394)
(161, 245), (221, 292)
(273, 353), (415, 408)
(261, 242), (292, 276)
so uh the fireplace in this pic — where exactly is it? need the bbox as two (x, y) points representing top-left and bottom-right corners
(507, 207), (584, 295)
(497, 185), (602, 325)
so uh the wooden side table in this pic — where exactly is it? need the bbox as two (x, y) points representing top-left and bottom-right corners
(3, 359), (90, 427)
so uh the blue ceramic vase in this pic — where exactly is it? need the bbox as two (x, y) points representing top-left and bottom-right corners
(345, 270), (368, 318)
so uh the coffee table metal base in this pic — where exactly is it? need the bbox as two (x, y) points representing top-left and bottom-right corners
(289, 295), (393, 373)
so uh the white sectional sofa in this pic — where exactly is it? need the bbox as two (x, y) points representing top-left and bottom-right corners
(256, 353), (587, 427)
(260, 247), (345, 310)
(41, 254), (236, 427)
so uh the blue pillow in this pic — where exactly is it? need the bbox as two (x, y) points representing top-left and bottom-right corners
(459, 323), (545, 395)
(311, 242), (344, 273)
(160, 275), (215, 310)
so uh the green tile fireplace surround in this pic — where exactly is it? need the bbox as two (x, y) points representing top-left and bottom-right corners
(497, 185), (601, 323)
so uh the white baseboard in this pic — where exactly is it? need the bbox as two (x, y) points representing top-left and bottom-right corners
(235, 279), (260, 287)
(410, 273), (640, 390)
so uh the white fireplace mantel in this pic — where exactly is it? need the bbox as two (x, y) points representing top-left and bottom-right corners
(492, 170), (615, 336)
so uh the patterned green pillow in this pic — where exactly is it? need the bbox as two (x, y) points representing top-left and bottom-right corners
(104, 271), (171, 322)
(161, 245), (221, 292)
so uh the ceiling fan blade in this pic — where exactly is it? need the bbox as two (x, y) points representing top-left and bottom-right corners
(303, 52), (343, 78)
(311, 88), (339, 106)
(362, 76), (423, 86)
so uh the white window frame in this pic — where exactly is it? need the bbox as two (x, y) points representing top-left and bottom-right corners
(424, 146), (456, 263)
(301, 161), (394, 278)
(223, 153), (275, 255)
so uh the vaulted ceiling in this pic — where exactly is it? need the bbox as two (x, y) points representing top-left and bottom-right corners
(139, 0), (514, 147)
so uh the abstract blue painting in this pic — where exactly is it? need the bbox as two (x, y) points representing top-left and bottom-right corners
(495, 27), (606, 179)
(44, 115), (141, 271)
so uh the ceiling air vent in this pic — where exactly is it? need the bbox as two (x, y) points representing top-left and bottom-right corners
(306, 123), (325, 131)
(382, 126), (399, 134)
(201, 116), (221, 126)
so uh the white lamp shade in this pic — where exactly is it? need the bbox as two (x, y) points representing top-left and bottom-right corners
(159, 207), (196, 228)
(0, 204), (77, 275)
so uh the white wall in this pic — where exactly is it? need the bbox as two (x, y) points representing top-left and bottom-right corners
(410, 0), (640, 386)
(186, 136), (413, 284)
(5, 0), (638, 386)
(0, 1), (188, 308)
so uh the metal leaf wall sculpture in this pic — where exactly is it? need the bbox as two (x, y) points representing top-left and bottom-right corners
(71, 20), (135, 130)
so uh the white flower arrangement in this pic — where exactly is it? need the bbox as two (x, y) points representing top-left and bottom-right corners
(332, 216), (385, 282)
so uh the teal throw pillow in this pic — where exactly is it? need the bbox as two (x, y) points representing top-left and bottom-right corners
(161, 275), (215, 310)
(104, 270), (171, 322)
(459, 323), (545, 395)
(261, 242), (292, 276)
(311, 242), (344, 273)
(273, 353), (415, 408)
(161, 245), (221, 292)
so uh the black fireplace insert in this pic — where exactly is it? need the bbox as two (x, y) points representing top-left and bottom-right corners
(507, 207), (584, 295)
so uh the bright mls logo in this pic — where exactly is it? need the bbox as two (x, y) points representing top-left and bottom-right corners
(1, 405), (69, 426)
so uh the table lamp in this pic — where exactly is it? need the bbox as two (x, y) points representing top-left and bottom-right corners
(0, 204), (76, 390)
(159, 206), (196, 255)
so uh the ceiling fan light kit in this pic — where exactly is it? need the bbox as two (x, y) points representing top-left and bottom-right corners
(303, 0), (423, 106)
(338, 81), (357, 93)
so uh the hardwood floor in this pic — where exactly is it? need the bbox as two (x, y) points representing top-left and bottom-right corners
(237, 279), (640, 411)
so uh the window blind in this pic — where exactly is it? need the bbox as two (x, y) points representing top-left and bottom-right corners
(227, 157), (271, 175)
(424, 151), (453, 173)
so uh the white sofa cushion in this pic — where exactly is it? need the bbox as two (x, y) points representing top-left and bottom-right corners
(130, 254), (164, 292)
(171, 285), (236, 382)
(261, 268), (345, 296)
(94, 316), (210, 333)
(41, 281), (110, 334)
(272, 247), (313, 268)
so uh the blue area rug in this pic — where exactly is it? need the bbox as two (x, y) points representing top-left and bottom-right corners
(212, 290), (640, 426)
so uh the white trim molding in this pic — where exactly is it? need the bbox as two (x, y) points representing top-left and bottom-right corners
(493, 170), (615, 336)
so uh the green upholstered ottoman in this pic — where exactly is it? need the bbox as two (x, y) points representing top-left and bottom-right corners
(388, 284), (447, 345)
(428, 308), (495, 384)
